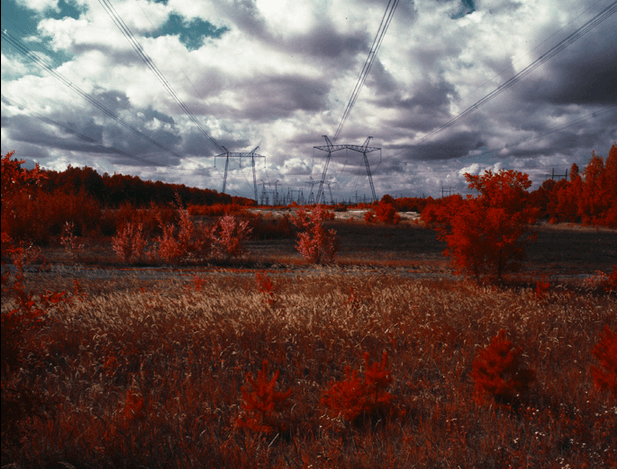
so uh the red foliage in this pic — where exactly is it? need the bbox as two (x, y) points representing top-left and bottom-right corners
(122, 389), (148, 422)
(237, 360), (292, 435)
(151, 200), (213, 264)
(111, 222), (148, 263)
(471, 330), (535, 405)
(590, 325), (617, 397)
(423, 170), (538, 281)
(211, 215), (252, 261)
(321, 352), (394, 425)
(2, 151), (102, 243)
(291, 205), (339, 264)
(255, 271), (278, 307)
(375, 198), (401, 224)
(1, 242), (72, 437)
(535, 144), (616, 227)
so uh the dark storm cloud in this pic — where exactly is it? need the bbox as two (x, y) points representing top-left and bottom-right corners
(142, 108), (175, 125)
(4, 114), (112, 153)
(286, 22), (369, 60)
(231, 74), (331, 121)
(410, 131), (484, 161)
(217, 0), (269, 39)
(91, 88), (132, 113)
(518, 28), (617, 105)
(380, 77), (459, 132)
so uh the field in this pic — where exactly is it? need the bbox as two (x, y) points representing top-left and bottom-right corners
(2, 217), (616, 468)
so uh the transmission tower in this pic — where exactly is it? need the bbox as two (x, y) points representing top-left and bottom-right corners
(324, 179), (336, 205)
(313, 135), (379, 204)
(305, 177), (319, 205)
(214, 146), (265, 201)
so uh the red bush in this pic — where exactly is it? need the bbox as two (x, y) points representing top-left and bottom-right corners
(291, 205), (339, 264)
(423, 171), (538, 281)
(236, 360), (292, 435)
(375, 199), (400, 224)
(255, 271), (278, 308)
(111, 222), (148, 263)
(471, 330), (535, 405)
(211, 215), (252, 261)
(321, 352), (394, 425)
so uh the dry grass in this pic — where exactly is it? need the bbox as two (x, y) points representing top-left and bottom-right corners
(2, 269), (615, 468)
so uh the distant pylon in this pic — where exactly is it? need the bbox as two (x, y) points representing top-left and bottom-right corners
(214, 146), (265, 201)
(313, 135), (379, 203)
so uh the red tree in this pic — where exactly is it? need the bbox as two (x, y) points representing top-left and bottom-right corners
(423, 170), (538, 281)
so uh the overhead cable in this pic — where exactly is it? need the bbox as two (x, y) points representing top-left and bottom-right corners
(415, 1), (617, 144)
(333, 0), (399, 141)
(1, 29), (184, 162)
(1, 94), (168, 166)
(98, 0), (224, 153)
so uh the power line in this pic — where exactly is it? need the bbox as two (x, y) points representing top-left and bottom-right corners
(388, 104), (617, 163)
(132, 0), (225, 130)
(415, 1), (617, 144)
(98, 0), (224, 153)
(333, 0), (399, 141)
(456, 0), (609, 104)
(1, 28), (185, 162)
(1, 93), (168, 166)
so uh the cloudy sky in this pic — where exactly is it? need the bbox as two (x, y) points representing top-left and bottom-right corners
(2, 0), (616, 201)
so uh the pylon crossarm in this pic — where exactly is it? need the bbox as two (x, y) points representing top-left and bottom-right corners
(345, 145), (381, 153)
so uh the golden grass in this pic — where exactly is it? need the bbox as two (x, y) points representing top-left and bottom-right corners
(2, 271), (616, 468)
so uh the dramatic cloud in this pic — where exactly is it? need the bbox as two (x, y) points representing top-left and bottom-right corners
(2, 0), (616, 200)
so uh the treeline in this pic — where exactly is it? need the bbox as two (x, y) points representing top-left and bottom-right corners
(1, 144), (615, 246)
(41, 165), (253, 208)
(527, 143), (616, 227)
(1, 152), (254, 244)
(384, 144), (616, 228)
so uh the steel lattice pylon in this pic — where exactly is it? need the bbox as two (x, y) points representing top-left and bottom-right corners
(214, 146), (266, 202)
(313, 135), (379, 203)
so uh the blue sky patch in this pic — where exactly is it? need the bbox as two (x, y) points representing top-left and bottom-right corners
(451, 0), (476, 19)
(1, 0), (83, 69)
(147, 13), (229, 51)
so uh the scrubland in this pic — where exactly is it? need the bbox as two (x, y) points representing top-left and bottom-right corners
(2, 150), (616, 467)
(2, 268), (615, 468)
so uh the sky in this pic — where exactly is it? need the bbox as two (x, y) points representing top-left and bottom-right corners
(2, 0), (616, 202)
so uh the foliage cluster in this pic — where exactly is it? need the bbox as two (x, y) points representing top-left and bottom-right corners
(290, 205), (339, 264)
(364, 197), (401, 224)
(2, 270), (615, 468)
(40, 163), (248, 208)
(422, 169), (539, 280)
(528, 143), (616, 227)
(322, 352), (396, 425)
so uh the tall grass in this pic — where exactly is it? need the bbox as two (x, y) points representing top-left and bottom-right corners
(2, 272), (615, 468)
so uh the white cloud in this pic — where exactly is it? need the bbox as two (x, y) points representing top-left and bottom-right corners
(3, 0), (616, 200)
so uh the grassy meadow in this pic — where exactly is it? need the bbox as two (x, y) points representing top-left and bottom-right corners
(2, 265), (615, 468)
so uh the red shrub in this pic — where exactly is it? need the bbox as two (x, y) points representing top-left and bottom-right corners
(255, 271), (278, 307)
(152, 205), (212, 264)
(291, 205), (339, 264)
(423, 171), (538, 281)
(211, 215), (252, 261)
(321, 352), (394, 425)
(590, 325), (617, 397)
(535, 276), (550, 297)
(236, 360), (292, 435)
(111, 222), (148, 263)
(472, 330), (535, 405)
(375, 200), (401, 224)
